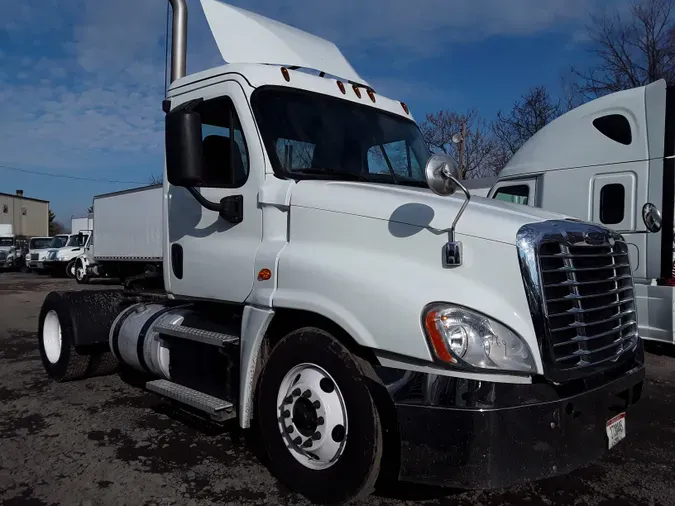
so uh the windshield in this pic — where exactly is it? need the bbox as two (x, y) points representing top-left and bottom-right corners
(0, 238), (13, 247)
(251, 87), (430, 186)
(49, 236), (68, 248)
(66, 234), (88, 247)
(29, 238), (51, 250)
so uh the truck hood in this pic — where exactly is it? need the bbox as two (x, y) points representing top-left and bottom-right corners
(289, 180), (572, 245)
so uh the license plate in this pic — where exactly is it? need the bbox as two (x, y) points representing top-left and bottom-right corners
(606, 412), (626, 449)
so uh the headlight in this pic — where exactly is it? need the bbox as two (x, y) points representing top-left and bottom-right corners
(423, 304), (536, 374)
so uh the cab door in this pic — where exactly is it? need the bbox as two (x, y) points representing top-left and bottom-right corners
(165, 79), (264, 303)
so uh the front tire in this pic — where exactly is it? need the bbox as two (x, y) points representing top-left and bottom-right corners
(75, 259), (89, 284)
(257, 327), (383, 504)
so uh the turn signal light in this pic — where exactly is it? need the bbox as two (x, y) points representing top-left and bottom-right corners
(258, 268), (272, 281)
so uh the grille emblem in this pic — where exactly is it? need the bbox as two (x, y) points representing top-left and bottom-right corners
(583, 231), (606, 246)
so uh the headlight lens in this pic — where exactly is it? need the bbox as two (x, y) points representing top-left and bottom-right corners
(423, 304), (536, 373)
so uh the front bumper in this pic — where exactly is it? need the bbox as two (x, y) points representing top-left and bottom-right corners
(377, 350), (645, 489)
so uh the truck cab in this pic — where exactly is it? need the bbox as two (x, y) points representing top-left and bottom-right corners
(43, 232), (90, 276)
(35, 1), (645, 503)
(27, 236), (53, 272)
(0, 224), (27, 271)
(487, 79), (674, 345)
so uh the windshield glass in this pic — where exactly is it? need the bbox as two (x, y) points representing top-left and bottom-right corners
(251, 88), (430, 186)
(0, 238), (13, 247)
(66, 234), (88, 247)
(49, 236), (68, 248)
(29, 238), (52, 250)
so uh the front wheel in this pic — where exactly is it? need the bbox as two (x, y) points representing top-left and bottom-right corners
(75, 260), (89, 284)
(257, 327), (383, 504)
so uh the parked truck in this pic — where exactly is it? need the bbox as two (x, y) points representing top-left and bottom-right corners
(42, 232), (90, 277)
(71, 216), (94, 235)
(0, 224), (27, 271)
(26, 236), (54, 272)
(72, 185), (163, 287)
(484, 79), (675, 347)
(36, 1), (646, 503)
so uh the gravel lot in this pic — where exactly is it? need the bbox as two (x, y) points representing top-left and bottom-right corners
(1, 272), (675, 505)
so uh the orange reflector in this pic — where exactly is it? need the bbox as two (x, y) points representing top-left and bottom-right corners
(337, 81), (346, 94)
(424, 310), (455, 363)
(367, 89), (376, 103)
(258, 268), (272, 281)
(401, 102), (409, 114)
(281, 67), (291, 82)
(353, 85), (361, 98)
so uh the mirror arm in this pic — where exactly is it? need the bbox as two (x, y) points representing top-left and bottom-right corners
(446, 178), (471, 242)
(186, 187), (243, 224)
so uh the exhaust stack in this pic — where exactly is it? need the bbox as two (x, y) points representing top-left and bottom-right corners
(168, 0), (187, 82)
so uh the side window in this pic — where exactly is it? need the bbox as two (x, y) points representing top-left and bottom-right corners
(196, 97), (249, 187)
(494, 184), (529, 205)
(599, 183), (625, 224)
(367, 140), (423, 178)
(276, 139), (315, 170)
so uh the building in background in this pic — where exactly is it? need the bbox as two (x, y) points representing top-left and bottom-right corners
(0, 190), (49, 237)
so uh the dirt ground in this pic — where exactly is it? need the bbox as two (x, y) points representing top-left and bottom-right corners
(1, 272), (675, 506)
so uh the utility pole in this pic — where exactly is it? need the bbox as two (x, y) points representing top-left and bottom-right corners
(458, 119), (467, 179)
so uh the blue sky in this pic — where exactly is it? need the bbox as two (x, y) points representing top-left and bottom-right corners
(0, 0), (620, 225)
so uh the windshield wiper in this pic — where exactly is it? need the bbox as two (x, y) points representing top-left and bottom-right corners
(290, 168), (374, 182)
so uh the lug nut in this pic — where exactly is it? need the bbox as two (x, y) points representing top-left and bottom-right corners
(286, 425), (294, 434)
(311, 431), (321, 440)
(302, 439), (313, 448)
(302, 389), (311, 398)
(317, 417), (324, 425)
(282, 410), (290, 418)
(312, 401), (320, 409)
(284, 396), (293, 404)
(293, 436), (302, 445)
(292, 388), (301, 397)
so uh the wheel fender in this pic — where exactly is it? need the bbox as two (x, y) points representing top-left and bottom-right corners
(239, 306), (275, 428)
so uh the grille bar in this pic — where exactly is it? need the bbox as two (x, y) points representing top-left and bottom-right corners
(542, 263), (631, 273)
(544, 274), (631, 288)
(552, 320), (637, 347)
(546, 286), (632, 303)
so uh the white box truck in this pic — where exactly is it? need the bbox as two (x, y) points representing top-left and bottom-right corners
(72, 185), (163, 287)
(35, 1), (645, 504)
(71, 216), (94, 234)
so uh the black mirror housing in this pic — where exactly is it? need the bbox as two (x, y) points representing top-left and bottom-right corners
(166, 104), (204, 187)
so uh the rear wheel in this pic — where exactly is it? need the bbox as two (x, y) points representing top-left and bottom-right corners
(38, 292), (118, 381)
(257, 327), (383, 504)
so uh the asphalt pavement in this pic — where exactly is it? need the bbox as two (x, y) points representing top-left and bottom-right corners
(1, 272), (675, 505)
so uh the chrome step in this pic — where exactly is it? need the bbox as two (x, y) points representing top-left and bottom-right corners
(146, 379), (235, 422)
(153, 323), (240, 347)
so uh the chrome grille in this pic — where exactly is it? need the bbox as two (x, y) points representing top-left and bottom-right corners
(31, 253), (39, 261)
(517, 220), (639, 381)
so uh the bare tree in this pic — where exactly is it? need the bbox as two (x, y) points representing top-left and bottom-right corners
(420, 109), (497, 179)
(572, 0), (675, 98)
(491, 86), (563, 172)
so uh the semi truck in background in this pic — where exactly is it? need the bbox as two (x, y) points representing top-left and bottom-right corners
(72, 185), (163, 287)
(35, 1), (646, 503)
(27, 236), (54, 272)
(0, 224), (27, 271)
(484, 79), (675, 347)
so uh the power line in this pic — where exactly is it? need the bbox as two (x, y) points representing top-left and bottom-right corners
(0, 164), (146, 184)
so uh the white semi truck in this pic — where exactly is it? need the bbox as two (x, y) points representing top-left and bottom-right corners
(485, 79), (675, 347)
(72, 185), (163, 287)
(37, 1), (646, 503)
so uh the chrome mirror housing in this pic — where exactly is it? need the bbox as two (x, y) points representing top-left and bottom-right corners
(425, 153), (461, 196)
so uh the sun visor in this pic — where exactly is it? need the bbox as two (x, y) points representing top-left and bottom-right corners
(200, 0), (368, 86)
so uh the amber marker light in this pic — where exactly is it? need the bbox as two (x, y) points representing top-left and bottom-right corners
(401, 102), (410, 114)
(353, 85), (362, 98)
(424, 310), (456, 364)
(337, 81), (346, 94)
(281, 67), (291, 82)
(258, 268), (272, 281)
(367, 89), (376, 103)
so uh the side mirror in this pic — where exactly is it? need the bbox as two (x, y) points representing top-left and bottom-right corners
(424, 153), (461, 196)
(165, 101), (204, 187)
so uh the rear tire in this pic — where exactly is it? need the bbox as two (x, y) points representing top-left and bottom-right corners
(75, 259), (89, 284)
(38, 292), (118, 381)
(257, 327), (383, 504)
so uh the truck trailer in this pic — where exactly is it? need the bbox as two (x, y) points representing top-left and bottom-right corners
(36, 1), (645, 504)
(485, 79), (675, 347)
(72, 185), (163, 287)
